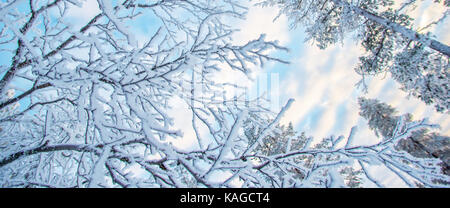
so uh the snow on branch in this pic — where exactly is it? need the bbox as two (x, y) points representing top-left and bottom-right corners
(0, 0), (447, 188)
(0, 0), (290, 188)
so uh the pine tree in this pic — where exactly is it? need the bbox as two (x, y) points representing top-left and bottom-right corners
(358, 97), (403, 139)
(259, 0), (450, 112)
(358, 97), (450, 176)
(339, 166), (363, 188)
(244, 118), (305, 156)
(244, 117), (364, 187)
(244, 117), (311, 179)
(0, 0), (447, 188)
(391, 44), (449, 112)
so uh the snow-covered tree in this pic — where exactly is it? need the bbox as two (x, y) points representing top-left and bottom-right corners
(359, 97), (450, 177)
(358, 97), (401, 139)
(391, 44), (449, 112)
(240, 105), (449, 187)
(0, 0), (291, 188)
(258, 0), (450, 112)
(244, 118), (305, 156)
(243, 118), (365, 187)
(0, 0), (448, 188)
(242, 115), (449, 187)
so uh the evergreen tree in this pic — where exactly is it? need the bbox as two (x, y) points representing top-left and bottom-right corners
(244, 117), (364, 187)
(0, 0), (447, 188)
(358, 97), (407, 139)
(244, 118), (306, 156)
(358, 97), (450, 176)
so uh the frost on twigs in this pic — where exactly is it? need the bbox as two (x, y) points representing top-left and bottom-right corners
(0, 0), (289, 188)
(0, 0), (447, 188)
(242, 115), (448, 188)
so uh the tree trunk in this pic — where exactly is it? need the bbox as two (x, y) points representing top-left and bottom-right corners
(330, 0), (450, 57)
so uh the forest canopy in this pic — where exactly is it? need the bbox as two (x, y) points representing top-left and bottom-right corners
(0, 0), (448, 188)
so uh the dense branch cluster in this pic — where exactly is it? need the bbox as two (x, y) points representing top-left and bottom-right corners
(0, 0), (289, 188)
(0, 0), (448, 188)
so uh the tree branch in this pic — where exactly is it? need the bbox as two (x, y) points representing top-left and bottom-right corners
(0, 82), (52, 110)
(0, 143), (101, 168)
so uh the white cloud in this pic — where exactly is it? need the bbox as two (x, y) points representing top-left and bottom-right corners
(65, 0), (101, 23)
(165, 96), (202, 151)
(232, 4), (290, 45)
(270, 0), (449, 187)
(279, 40), (365, 141)
(278, 0), (450, 143)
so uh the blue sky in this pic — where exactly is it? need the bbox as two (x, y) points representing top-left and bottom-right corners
(231, 0), (450, 187)
(0, 1), (34, 112)
(1, 0), (449, 187)
(233, 1), (450, 142)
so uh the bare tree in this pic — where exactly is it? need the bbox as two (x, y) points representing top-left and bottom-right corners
(0, 0), (290, 188)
